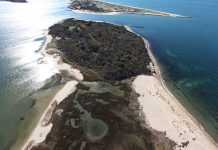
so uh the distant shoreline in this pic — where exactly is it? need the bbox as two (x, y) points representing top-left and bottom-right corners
(69, 0), (191, 18)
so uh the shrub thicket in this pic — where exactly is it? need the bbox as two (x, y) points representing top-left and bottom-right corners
(49, 18), (151, 80)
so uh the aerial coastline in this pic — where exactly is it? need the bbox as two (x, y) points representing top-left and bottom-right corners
(129, 28), (218, 150)
(20, 18), (218, 150)
(1, 0), (218, 149)
(69, 0), (191, 18)
(22, 19), (175, 150)
(21, 32), (83, 150)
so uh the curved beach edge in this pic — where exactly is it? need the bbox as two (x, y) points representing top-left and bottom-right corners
(21, 22), (217, 150)
(125, 26), (218, 149)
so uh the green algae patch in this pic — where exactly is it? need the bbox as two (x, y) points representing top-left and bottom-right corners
(84, 117), (108, 142)
(74, 92), (109, 142)
(82, 81), (124, 97)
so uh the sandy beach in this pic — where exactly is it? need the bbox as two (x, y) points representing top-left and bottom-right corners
(72, 9), (121, 15)
(132, 36), (218, 149)
(21, 33), (83, 150)
(72, 9), (186, 18)
(21, 24), (218, 150)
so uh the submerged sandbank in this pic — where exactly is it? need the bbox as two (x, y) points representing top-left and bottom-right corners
(21, 33), (83, 150)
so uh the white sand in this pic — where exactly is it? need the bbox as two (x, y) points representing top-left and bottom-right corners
(133, 75), (218, 150)
(22, 80), (78, 150)
(132, 37), (218, 149)
(72, 9), (120, 15)
(21, 33), (83, 150)
(41, 34), (83, 81)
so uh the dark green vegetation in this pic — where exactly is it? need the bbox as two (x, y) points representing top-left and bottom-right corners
(32, 79), (176, 150)
(49, 18), (151, 81)
(30, 19), (176, 150)
(69, 0), (106, 12)
(69, 0), (191, 18)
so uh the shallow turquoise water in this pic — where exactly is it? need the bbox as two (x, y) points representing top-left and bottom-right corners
(0, 0), (218, 148)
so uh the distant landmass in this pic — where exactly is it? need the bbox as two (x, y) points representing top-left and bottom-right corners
(0, 0), (27, 2)
(69, 0), (191, 18)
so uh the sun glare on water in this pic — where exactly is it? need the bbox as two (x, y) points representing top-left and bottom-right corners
(5, 0), (64, 83)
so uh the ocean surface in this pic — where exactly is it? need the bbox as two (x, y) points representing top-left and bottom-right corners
(0, 0), (218, 149)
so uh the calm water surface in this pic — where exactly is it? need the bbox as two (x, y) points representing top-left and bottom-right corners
(0, 0), (218, 148)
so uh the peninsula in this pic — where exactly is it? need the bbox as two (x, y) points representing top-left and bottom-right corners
(22, 19), (217, 150)
(69, 0), (191, 18)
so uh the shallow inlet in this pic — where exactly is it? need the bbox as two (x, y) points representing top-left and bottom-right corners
(11, 84), (64, 150)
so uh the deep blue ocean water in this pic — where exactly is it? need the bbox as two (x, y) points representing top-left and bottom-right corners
(0, 0), (218, 148)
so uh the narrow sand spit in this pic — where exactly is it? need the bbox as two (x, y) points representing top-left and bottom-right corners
(70, 1), (190, 18)
(132, 35), (218, 149)
(72, 9), (120, 15)
(21, 33), (83, 150)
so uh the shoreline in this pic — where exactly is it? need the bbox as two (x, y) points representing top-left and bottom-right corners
(126, 26), (218, 149)
(69, 0), (191, 18)
(21, 33), (83, 150)
(22, 21), (174, 150)
(97, 0), (191, 18)
(144, 35), (218, 149)
(21, 21), (217, 149)
(72, 9), (188, 18)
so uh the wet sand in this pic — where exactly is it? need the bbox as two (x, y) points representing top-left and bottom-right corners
(21, 33), (83, 150)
